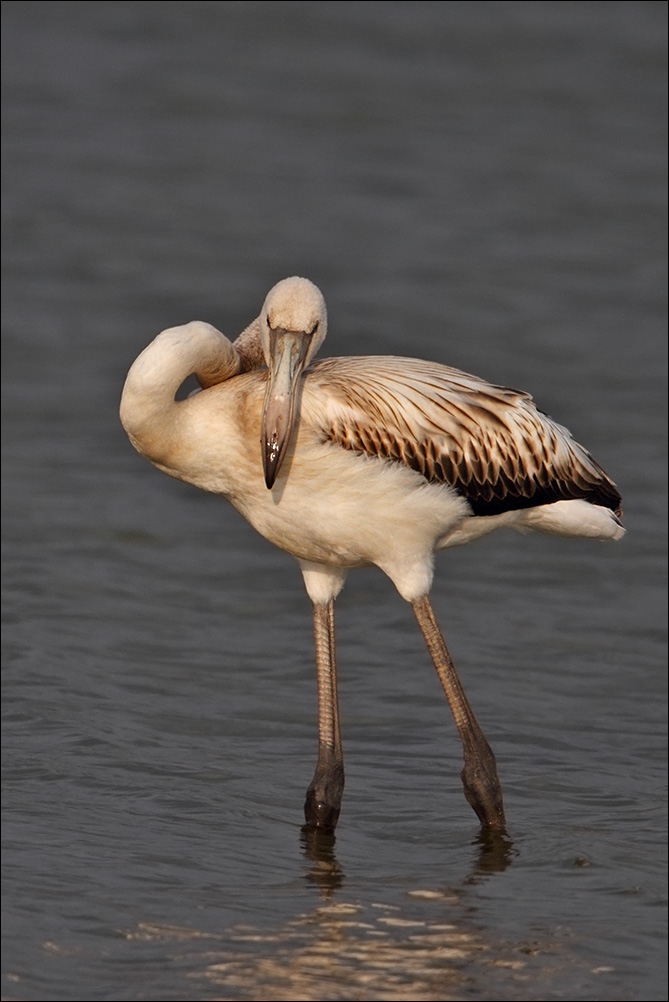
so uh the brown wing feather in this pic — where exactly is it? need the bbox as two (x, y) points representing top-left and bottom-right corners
(302, 356), (622, 517)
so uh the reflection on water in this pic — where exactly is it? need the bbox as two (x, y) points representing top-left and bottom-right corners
(301, 826), (346, 899)
(197, 902), (500, 1002)
(122, 883), (582, 1002)
(302, 824), (516, 902)
(466, 827), (517, 883)
(185, 825), (518, 1000)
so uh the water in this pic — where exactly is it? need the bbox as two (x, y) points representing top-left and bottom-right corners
(2, 2), (666, 999)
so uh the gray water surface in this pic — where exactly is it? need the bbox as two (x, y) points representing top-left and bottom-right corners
(2, 3), (667, 1000)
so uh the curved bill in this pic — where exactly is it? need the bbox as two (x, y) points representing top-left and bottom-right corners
(261, 329), (311, 489)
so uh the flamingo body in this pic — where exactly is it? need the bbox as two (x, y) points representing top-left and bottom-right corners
(120, 277), (624, 830)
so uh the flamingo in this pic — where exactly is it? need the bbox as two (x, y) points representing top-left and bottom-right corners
(120, 276), (624, 831)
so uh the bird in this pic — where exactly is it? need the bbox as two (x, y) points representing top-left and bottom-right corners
(120, 276), (624, 831)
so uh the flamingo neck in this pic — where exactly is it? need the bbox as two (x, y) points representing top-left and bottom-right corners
(119, 322), (239, 462)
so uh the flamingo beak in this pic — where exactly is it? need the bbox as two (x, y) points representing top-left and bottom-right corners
(261, 328), (311, 489)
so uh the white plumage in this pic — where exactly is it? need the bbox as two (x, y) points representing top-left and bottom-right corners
(121, 276), (624, 830)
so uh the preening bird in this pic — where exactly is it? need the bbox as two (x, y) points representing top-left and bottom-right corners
(120, 276), (624, 831)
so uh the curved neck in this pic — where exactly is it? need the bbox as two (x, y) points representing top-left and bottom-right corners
(120, 322), (239, 463)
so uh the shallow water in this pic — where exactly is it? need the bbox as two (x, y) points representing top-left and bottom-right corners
(2, 2), (667, 1000)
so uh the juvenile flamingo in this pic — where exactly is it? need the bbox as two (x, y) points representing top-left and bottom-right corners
(120, 276), (624, 830)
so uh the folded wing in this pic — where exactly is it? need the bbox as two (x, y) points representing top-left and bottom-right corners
(303, 355), (622, 517)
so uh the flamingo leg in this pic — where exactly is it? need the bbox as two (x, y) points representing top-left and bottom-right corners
(412, 595), (506, 829)
(304, 600), (344, 829)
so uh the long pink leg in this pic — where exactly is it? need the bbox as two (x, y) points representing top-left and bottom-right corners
(412, 595), (506, 828)
(304, 600), (344, 829)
